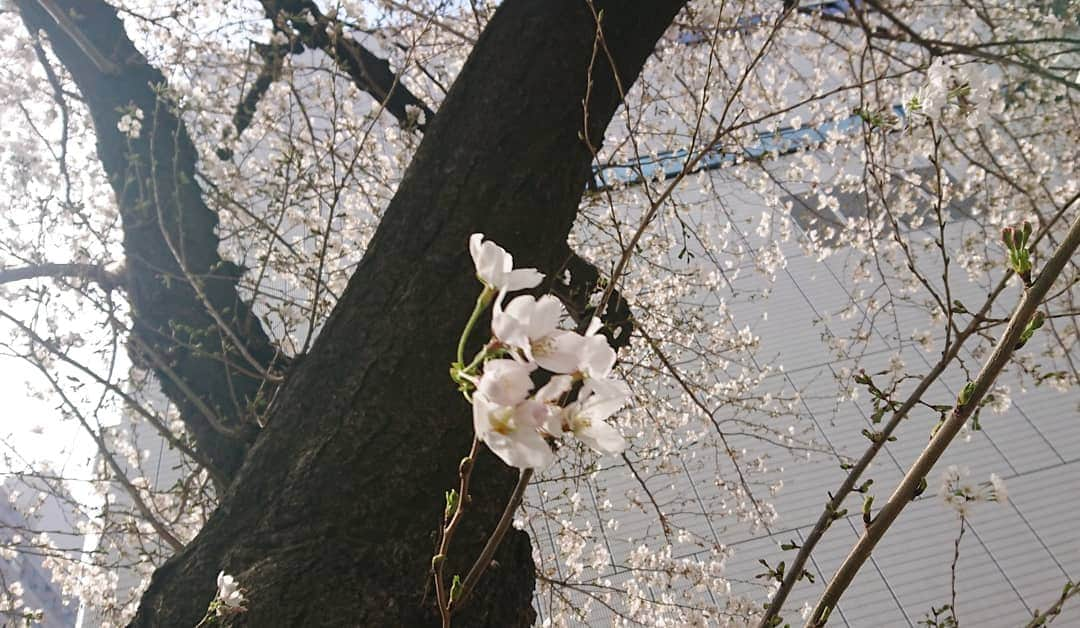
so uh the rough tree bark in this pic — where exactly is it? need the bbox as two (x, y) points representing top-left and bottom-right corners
(20, 0), (686, 624)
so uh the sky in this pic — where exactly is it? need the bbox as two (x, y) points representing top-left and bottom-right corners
(0, 354), (100, 503)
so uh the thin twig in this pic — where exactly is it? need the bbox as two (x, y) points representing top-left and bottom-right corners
(1026, 581), (1079, 628)
(949, 517), (966, 626)
(433, 438), (481, 628)
(808, 212), (1080, 625)
(759, 199), (1080, 626)
(453, 468), (533, 611)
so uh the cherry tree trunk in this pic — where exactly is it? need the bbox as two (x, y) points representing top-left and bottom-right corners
(20, 0), (686, 624)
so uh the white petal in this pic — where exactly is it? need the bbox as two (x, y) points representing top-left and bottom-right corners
(504, 294), (537, 321)
(583, 377), (631, 405)
(527, 295), (565, 337)
(533, 331), (583, 374)
(576, 419), (626, 455)
(485, 426), (553, 469)
(477, 359), (536, 406)
(492, 297), (531, 351)
(517, 394), (564, 435)
(472, 393), (499, 437)
(537, 406), (564, 436)
(469, 234), (514, 289)
(469, 233), (485, 268)
(580, 394), (627, 425)
(503, 268), (544, 291)
(535, 375), (573, 404)
(579, 334), (616, 378)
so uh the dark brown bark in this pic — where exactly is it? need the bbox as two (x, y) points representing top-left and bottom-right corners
(17, 0), (283, 484)
(21, 0), (687, 624)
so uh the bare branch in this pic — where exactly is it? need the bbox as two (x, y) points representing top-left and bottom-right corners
(234, 0), (435, 140)
(0, 262), (121, 290)
(1026, 582), (1080, 628)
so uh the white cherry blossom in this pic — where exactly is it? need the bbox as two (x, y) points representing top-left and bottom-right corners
(476, 359), (535, 407)
(563, 378), (630, 455)
(469, 233), (544, 292)
(492, 294), (580, 373)
(519, 374), (573, 435)
(215, 571), (246, 615)
(575, 318), (618, 379)
(472, 393), (553, 470)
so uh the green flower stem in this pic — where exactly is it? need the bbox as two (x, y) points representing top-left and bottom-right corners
(457, 288), (495, 366)
(462, 347), (489, 375)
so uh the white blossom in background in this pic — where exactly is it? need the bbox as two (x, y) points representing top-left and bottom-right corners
(938, 465), (1010, 517)
(906, 57), (952, 120)
(985, 385), (1012, 414)
(116, 105), (144, 139)
(989, 473), (1008, 504)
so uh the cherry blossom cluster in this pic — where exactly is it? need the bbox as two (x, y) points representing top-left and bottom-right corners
(213, 571), (246, 616)
(116, 105), (144, 140)
(455, 234), (630, 470)
(195, 571), (247, 626)
(937, 465), (1008, 518)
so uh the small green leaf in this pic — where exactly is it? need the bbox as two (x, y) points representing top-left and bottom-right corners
(957, 382), (976, 407)
(913, 477), (928, 500)
(444, 489), (459, 519)
(1016, 311), (1046, 348)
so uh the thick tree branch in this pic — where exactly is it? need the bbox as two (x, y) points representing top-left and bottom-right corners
(0, 262), (121, 290)
(217, 41), (290, 159)
(17, 0), (285, 483)
(230, 0), (435, 142)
